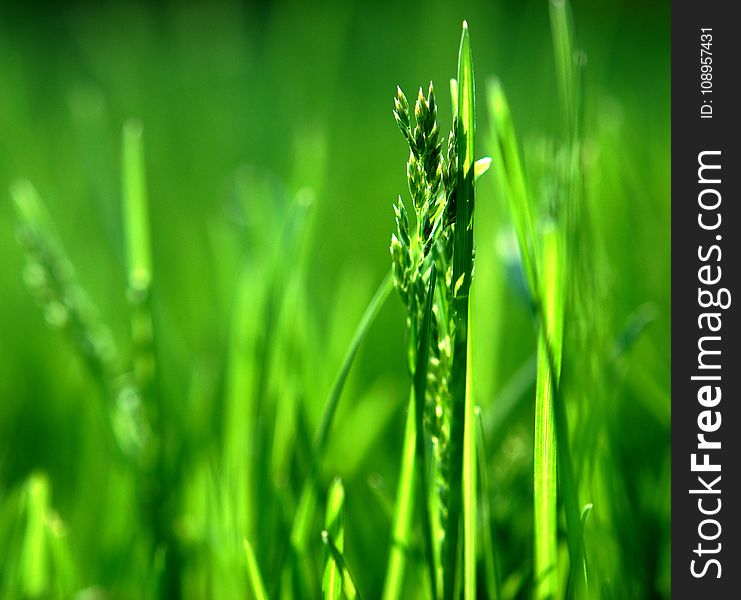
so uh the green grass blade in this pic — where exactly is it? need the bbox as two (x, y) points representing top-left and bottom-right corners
(444, 20), (477, 600)
(486, 79), (538, 294)
(548, 0), (576, 140)
(122, 118), (152, 294)
(121, 119), (156, 434)
(533, 226), (562, 600)
(323, 478), (345, 600)
(381, 389), (417, 600)
(322, 530), (362, 600)
(475, 408), (501, 600)
(244, 538), (269, 600)
(290, 271), (393, 552)
(413, 266), (438, 600)
(19, 474), (49, 597)
(462, 307), (477, 600)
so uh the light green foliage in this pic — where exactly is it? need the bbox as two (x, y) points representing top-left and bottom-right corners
(0, 1), (670, 598)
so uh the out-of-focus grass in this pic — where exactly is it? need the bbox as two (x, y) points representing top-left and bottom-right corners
(0, 0), (669, 598)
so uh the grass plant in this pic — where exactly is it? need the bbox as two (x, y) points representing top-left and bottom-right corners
(1, 1), (670, 598)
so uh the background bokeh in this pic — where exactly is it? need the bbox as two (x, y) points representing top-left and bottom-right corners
(0, 0), (669, 598)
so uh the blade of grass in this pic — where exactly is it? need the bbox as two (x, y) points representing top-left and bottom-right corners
(475, 408), (501, 600)
(462, 307), (477, 600)
(548, 0), (576, 140)
(486, 79), (538, 295)
(244, 538), (269, 600)
(548, 3), (589, 596)
(322, 478), (345, 600)
(321, 530), (362, 600)
(533, 225), (562, 600)
(290, 271), (393, 551)
(122, 118), (152, 296)
(381, 388), (417, 600)
(444, 20), (477, 600)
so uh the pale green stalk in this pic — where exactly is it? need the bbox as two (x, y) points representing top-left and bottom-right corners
(244, 538), (269, 600)
(444, 21), (476, 600)
(290, 272), (393, 552)
(381, 390), (417, 600)
(323, 478), (346, 600)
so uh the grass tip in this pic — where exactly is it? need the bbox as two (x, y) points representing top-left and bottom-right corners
(123, 118), (143, 137)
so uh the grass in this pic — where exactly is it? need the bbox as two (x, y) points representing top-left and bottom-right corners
(0, 1), (670, 598)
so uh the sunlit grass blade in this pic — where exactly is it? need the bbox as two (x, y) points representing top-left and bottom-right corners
(323, 478), (345, 600)
(290, 271), (393, 552)
(548, 2), (589, 596)
(122, 118), (152, 295)
(444, 20), (476, 600)
(486, 79), (538, 294)
(19, 473), (49, 597)
(548, 0), (576, 139)
(462, 307), (476, 600)
(121, 119), (156, 447)
(533, 225), (563, 600)
(475, 408), (500, 600)
(321, 529), (362, 600)
(381, 388), (417, 600)
(244, 538), (269, 600)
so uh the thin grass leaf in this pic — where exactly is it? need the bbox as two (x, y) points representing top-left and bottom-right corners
(290, 271), (393, 552)
(381, 389), (417, 600)
(444, 20), (477, 600)
(475, 407), (501, 600)
(122, 118), (152, 294)
(533, 226), (562, 600)
(548, 0), (576, 140)
(462, 307), (477, 600)
(547, 4), (589, 596)
(244, 538), (269, 600)
(19, 474), (49, 597)
(323, 478), (345, 600)
(321, 530), (362, 600)
(485, 79), (539, 295)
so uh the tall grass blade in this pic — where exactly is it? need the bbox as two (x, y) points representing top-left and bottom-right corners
(475, 408), (500, 600)
(444, 20), (476, 600)
(486, 79), (538, 295)
(381, 389), (417, 600)
(122, 118), (152, 295)
(323, 478), (346, 600)
(462, 307), (476, 600)
(290, 272), (393, 551)
(533, 226), (563, 600)
(244, 538), (269, 600)
(322, 529), (362, 600)
(548, 0), (576, 140)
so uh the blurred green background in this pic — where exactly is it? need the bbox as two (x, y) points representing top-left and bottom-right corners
(0, 0), (669, 598)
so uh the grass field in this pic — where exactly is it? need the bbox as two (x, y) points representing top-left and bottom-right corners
(0, 0), (670, 598)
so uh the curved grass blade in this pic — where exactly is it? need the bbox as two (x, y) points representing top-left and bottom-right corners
(323, 478), (346, 600)
(243, 538), (269, 600)
(321, 530), (362, 600)
(486, 79), (538, 295)
(290, 271), (393, 552)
